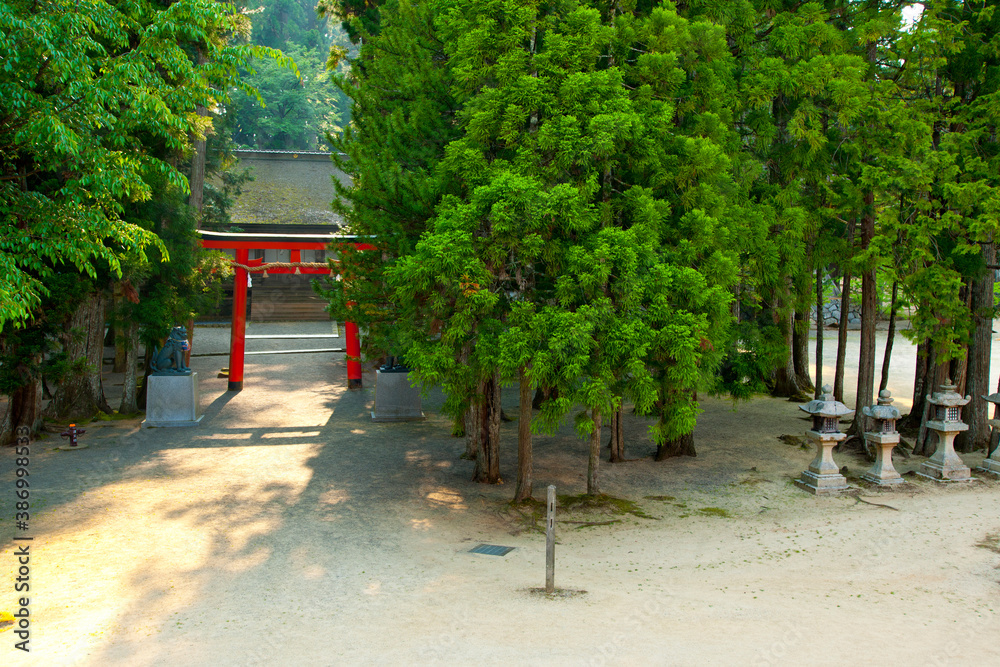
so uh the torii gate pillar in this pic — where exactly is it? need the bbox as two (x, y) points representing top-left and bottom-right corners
(228, 249), (249, 392)
(345, 318), (362, 390)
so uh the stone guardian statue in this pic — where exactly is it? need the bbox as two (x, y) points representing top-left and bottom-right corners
(149, 326), (192, 375)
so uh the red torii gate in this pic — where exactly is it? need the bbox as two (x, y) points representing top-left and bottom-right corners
(199, 229), (374, 392)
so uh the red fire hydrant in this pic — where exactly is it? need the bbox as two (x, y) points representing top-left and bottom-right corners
(60, 424), (86, 449)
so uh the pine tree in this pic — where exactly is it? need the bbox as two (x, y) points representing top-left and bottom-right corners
(386, 0), (741, 491)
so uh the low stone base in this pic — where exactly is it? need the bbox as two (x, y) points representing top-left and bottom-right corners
(371, 411), (425, 423)
(143, 416), (204, 428)
(795, 470), (849, 495)
(860, 471), (905, 486)
(372, 370), (424, 422)
(142, 372), (203, 428)
(979, 457), (1000, 477)
(917, 460), (973, 482)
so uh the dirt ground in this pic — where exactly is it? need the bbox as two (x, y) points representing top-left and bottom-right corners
(1, 322), (999, 666)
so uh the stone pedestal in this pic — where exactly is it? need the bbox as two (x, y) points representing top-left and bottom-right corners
(795, 430), (849, 495)
(142, 373), (203, 428)
(978, 419), (1000, 477)
(918, 420), (972, 482)
(861, 432), (904, 485)
(371, 370), (424, 422)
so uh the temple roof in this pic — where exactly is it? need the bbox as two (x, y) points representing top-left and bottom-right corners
(222, 150), (350, 227)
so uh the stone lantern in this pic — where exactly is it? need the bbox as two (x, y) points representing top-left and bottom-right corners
(795, 385), (853, 495)
(860, 390), (904, 486)
(917, 380), (972, 482)
(979, 392), (1000, 477)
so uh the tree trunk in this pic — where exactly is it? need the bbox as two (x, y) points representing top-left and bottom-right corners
(137, 346), (153, 410)
(915, 358), (950, 457)
(1, 376), (43, 445)
(952, 348), (968, 401)
(189, 128), (207, 213)
(815, 267), (824, 398)
(119, 320), (139, 415)
(451, 410), (466, 438)
(464, 398), (481, 460)
(513, 366), (533, 502)
(915, 389), (933, 457)
(792, 307), (813, 393)
(608, 403), (625, 463)
(656, 430), (696, 460)
(903, 340), (932, 429)
(587, 407), (602, 495)
(772, 307), (802, 397)
(951, 278), (972, 398)
(957, 243), (993, 453)
(113, 339), (127, 372)
(0, 398), (8, 446)
(834, 268), (852, 403)
(188, 46), (209, 216)
(850, 194), (877, 436)
(112, 283), (127, 373)
(879, 280), (899, 392)
(472, 373), (501, 484)
(46, 291), (111, 421)
(532, 385), (558, 410)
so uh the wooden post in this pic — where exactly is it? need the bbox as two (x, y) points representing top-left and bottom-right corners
(546, 484), (555, 594)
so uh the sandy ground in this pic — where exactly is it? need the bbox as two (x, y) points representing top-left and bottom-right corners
(2, 322), (999, 666)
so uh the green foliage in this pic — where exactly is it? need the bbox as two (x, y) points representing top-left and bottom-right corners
(228, 0), (355, 150)
(335, 0), (740, 443)
(118, 164), (234, 347)
(880, 1), (1000, 361)
(249, 0), (326, 49)
(317, 0), (462, 375)
(0, 0), (275, 329)
(230, 40), (350, 150)
(317, 0), (382, 44)
(720, 321), (787, 401)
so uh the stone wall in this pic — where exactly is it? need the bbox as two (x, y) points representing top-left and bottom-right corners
(813, 296), (863, 329)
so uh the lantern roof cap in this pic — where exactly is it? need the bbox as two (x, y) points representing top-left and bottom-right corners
(927, 380), (970, 408)
(862, 389), (901, 420)
(983, 391), (1000, 405)
(799, 385), (854, 418)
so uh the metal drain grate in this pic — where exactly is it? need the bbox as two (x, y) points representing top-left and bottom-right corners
(469, 544), (515, 557)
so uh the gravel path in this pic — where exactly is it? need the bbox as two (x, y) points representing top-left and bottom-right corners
(2, 325), (999, 665)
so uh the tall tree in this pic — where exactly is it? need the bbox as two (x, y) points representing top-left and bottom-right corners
(1, 0), (276, 435)
(385, 0), (739, 491)
(316, 0), (462, 386)
(889, 1), (1000, 453)
(727, 1), (868, 402)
